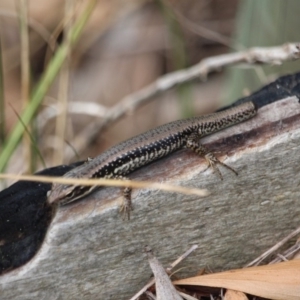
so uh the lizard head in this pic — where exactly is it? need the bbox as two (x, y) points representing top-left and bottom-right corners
(47, 160), (99, 205)
(47, 182), (78, 205)
(47, 181), (96, 205)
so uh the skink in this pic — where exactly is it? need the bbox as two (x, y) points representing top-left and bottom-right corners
(47, 101), (257, 216)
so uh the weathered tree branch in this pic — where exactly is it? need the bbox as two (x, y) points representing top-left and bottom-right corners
(1, 96), (300, 299)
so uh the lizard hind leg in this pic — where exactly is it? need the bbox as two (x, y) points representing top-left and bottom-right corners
(204, 152), (238, 180)
(186, 133), (238, 180)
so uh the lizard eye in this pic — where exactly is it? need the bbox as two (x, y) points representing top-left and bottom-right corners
(62, 186), (93, 205)
(64, 186), (88, 201)
(58, 190), (78, 206)
(65, 190), (78, 200)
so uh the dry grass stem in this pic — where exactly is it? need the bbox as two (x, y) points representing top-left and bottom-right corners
(52, 0), (75, 165)
(0, 8), (57, 72)
(18, 0), (31, 172)
(0, 173), (209, 198)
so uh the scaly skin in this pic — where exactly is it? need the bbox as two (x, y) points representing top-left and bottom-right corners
(47, 101), (257, 214)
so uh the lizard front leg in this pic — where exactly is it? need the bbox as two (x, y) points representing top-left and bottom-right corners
(116, 176), (133, 220)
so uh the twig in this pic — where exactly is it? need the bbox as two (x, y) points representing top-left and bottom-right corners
(167, 244), (198, 271)
(64, 42), (300, 159)
(129, 245), (198, 300)
(269, 241), (300, 264)
(245, 226), (300, 267)
(145, 246), (183, 300)
(37, 101), (109, 130)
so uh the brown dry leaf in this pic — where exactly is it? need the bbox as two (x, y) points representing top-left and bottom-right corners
(224, 289), (249, 300)
(174, 260), (300, 300)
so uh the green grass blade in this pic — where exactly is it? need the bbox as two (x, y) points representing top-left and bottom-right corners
(0, 33), (5, 149)
(0, 0), (96, 172)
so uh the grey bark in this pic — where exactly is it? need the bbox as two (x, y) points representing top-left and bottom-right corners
(1, 97), (300, 299)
